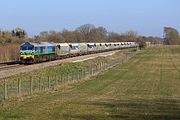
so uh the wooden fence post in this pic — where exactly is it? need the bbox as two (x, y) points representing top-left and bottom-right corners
(48, 76), (50, 89)
(82, 69), (84, 78)
(39, 77), (41, 91)
(4, 79), (7, 100)
(84, 69), (86, 77)
(92, 65), (93, 75)
(18, 78), (21, 96)
(88, 67), (90, 75)
(30, 77), (33, 94)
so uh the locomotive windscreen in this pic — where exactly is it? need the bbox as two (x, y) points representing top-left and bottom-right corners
(20, 45), (34, 50)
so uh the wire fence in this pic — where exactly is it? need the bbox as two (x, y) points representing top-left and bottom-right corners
(0, 51), (137, 102)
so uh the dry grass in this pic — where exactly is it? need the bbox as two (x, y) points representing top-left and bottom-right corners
(0, 44), (19, 62)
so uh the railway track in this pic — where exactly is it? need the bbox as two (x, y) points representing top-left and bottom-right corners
(0, 48), (137, 79)
(0, 60), (18, 65)
(0, 64), (24, 71)
(0, 50), (124, 79)
(0, 60), (25, 71)
(0, 49), (116, 71)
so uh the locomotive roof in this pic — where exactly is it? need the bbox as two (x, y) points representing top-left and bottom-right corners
(21, 42), (56, 47)
(56, 43), (69, 46)
(87, 43), (95, 45)
(69, 43), (79, 46)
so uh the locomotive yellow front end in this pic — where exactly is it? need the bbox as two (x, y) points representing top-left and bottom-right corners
(20, 42), (35, 64)
(20, 54), (35, 61)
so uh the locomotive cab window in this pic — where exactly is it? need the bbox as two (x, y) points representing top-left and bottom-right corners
(28, 45), (34, 50)
(20, 46), (27, 50)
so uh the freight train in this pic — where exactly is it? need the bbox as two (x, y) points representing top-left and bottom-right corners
(19, 42), (138, 64)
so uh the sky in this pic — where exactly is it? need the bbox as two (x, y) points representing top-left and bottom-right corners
(0, 0), (180, 37)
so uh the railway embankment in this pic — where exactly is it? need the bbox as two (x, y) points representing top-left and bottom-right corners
(0, 48), (137, 101)
(0, 49), (135, 79)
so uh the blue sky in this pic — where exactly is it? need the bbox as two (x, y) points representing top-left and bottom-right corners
(0, 0), (179, 37)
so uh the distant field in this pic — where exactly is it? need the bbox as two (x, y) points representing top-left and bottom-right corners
(0, 46), (180, 120)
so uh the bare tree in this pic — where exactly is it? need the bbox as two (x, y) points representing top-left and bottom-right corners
(76, 24), (96, 42)
(124, 30), (138, 41)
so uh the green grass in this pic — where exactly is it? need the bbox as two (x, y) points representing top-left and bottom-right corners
(0, 46), (180, 120)
(0, 49), (130, 102)
(0, 50), (129, 101)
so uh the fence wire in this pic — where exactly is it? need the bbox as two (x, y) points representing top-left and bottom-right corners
(0, 52), (137, 101)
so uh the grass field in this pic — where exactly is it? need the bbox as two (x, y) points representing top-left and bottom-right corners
(0, 46), (180, 120)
